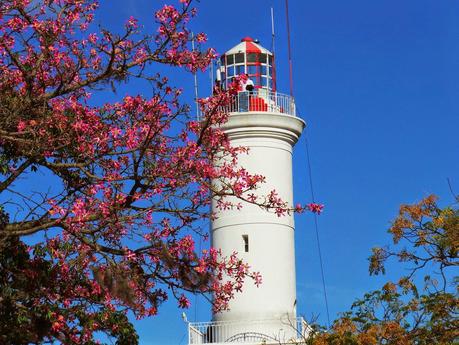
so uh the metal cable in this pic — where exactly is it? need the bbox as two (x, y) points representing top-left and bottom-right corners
(303, 128), (331, 328)
(284, 0), (331, 327)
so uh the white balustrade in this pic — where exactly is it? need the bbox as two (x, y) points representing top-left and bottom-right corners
(188, 317), (310, 344)
(223, 90), (296, 117)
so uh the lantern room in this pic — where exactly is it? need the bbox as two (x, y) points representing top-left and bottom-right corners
(218, 37), (276, 92)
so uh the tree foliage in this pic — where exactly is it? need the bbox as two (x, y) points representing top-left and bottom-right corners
(307, 195), (458, 345)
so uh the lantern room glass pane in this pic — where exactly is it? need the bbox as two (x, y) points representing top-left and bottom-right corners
(236, 65), (245, 75)
(260, 65), (267, 76)
(247, 65), (257, 75)
(268, 78), (273, 89)
(247, 53), (257, 63)
(261, 76), (268, 87)
(235, 53), (244, 63)
(259, 54), (267, 63)
(227, 66), (235, 77)
(268, 55), (273, 65)
(226, 54), (234, 65)
(268, 65), (273, 76)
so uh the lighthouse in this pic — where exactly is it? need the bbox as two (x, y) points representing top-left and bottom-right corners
(189, 37), (308, 344)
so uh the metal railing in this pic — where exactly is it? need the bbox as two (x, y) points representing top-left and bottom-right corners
(221, 90), (296, 117)
(188, 317), (311, 344)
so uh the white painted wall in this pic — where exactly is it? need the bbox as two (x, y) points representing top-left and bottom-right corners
(211, 112), (305, 340)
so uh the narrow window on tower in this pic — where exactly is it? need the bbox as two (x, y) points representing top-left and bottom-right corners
(242, 235), (249, 253)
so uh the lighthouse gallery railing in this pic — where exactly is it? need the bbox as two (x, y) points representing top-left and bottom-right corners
(220, 90), (297, 117)
(188, 317), (311, 344)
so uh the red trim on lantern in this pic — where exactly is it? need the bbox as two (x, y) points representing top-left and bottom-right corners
(245, 41), (261, 53)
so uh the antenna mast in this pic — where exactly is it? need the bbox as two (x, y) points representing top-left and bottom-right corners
(271, 7), (275, 54)
(285, 0), (294, 97)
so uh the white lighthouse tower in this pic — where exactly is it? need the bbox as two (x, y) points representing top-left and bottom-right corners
(189, 37), (308, 344)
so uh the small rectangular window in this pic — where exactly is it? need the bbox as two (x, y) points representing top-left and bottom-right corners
(242, 235), (249, 252)
(235, 53), (244, 64)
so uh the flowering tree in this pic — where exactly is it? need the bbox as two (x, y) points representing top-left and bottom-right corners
(0, 0), (322, 343)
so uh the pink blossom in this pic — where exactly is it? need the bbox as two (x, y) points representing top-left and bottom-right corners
(126, 16), (138, 29)
(17, 120), (27, 132)
(307, 203), (324, 215)
(178, 294), (190, 308)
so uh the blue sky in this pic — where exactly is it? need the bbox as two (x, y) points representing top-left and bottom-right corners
(96, 0), (459, 343)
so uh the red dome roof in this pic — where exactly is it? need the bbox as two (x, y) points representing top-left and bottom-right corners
(224, 38), (272, 55)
